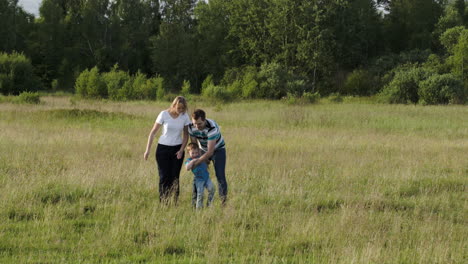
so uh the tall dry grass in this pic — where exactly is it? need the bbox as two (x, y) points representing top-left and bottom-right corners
(0, 96), (466, 263)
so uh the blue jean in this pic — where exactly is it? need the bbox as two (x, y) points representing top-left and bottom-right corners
(209, 148), (227, 203)
(192, 178), (215, 209)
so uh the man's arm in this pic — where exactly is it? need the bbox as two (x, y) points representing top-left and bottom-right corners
(185, 159), (197, 171)
(193, 140), (215, 166)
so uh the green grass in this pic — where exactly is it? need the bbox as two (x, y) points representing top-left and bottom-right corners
(0, 96), (466, 263)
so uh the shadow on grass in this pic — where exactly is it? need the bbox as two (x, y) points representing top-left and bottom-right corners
(7, 208), (43, 221)
(163, 245), (186, 256)
(34, 183), (93, 205)
(398, 178), (465, 197)
(45, 109), (136, 121)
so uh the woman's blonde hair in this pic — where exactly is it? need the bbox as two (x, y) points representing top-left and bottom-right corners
(169, 96), (188, 113)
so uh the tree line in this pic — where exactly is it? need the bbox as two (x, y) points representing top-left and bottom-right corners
(0, 0), (467, 104)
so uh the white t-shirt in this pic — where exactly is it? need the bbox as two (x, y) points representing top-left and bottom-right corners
(156, 110), (191, 146)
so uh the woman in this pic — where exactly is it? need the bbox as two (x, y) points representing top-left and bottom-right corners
(144, 96), (191, 204)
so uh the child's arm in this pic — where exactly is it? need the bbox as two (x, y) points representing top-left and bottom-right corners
(185, 159), (198, 171)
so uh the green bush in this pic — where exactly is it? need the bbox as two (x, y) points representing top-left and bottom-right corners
(102, 65), (131, 101)
(0, 52), (42, 95)
(284, 93), (298, 105)
(369, 50), (431, 93)
(202, 84), (232, 102)
(419, 74), (465, 104)
(75, 67), (106, 99)
(422, 54), (451, 74)
(258, 62), (287, 99)
(75, 69), (90, 97)
(257, 62), (309, 99)
(86, 67), (107, 98)
(227, 79), (242, 98)
(378, 65), (431, 104)
(202, 74), (233, 101)
(118, 76), (135, 100)
(221, 68), (243, 86)
(440, 26), (465, 54)
(398, 49), (431, 65)
(201, 74), (214, 93)
(283, 91), (320, 105)
(285, 79), (308, 97)
(327, 93), (343, 103)
(449, 28), (468, 87)
(51, 79), (59, 91)
(181, 80), (191, 96)
(220, 64), (307, 100)
(132, 71), (150, 100)
(154, 76), (166, 101)
(76, 65), (166, 101)
(220, 66), (259, 99)
(240, 67), (259, 99)
(301, 91), (320, 104)
(15, 92), (41, 104)
(142, 78), (158, 100)
(343, 69), (375, 96)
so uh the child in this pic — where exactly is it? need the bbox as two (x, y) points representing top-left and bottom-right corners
(185, 143), (215, 209)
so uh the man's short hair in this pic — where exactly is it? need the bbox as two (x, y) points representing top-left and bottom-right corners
(192, 109), (206, 120)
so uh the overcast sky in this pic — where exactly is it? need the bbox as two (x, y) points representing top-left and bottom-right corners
(18, 0), (41, 17)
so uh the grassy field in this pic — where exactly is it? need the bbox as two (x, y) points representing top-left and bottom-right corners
(0, 96), (466, 263)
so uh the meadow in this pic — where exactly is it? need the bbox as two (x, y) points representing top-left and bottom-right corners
(0, 96), (466, 263)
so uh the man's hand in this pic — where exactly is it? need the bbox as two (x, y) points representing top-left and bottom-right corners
(186, 159), (197, 170)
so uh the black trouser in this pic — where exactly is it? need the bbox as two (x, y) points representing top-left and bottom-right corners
(156, 144), (184, 204)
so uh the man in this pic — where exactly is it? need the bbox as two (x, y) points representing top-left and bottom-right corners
(188, 109), (227, 204)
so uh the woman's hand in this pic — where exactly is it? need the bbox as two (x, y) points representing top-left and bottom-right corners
(176, 150), (184, 159)
(144, 151), (150, 160)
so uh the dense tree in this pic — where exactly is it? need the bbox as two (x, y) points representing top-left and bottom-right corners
(227, 0), (272, 66)
(150, 0), (198, 90)
(383, 0), (445, 52)
(332, 0), (383, 69)
(32, 0), (67, 87)
(194, 0), (231, 83)
(109, 0), (159, 73)
(0, 0), (464, 102)
(453, 0), (467, 25)
(0, 0), (35, 53)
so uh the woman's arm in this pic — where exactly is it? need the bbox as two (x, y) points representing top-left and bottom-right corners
(176, 125), (189, 159)
(144, 122), (161, 160)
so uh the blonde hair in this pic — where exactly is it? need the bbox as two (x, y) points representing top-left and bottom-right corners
(169, 96), (188, 113)
(186, 142), (199, 151)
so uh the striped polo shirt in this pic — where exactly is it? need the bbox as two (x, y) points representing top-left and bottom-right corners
(188, 119), (225, 152)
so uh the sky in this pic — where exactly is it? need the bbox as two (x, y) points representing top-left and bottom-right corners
(18, 0), (41, 17)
